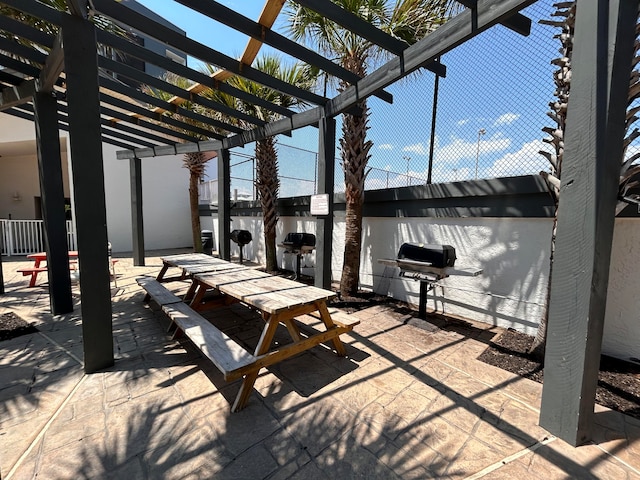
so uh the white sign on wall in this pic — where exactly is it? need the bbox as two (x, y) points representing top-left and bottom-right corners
(310, 194), (329, 216)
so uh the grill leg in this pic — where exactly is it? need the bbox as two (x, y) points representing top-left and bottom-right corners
(295, 253), (302, 280)
(239, 245), (244, 265)
(419, 280), (435, 319)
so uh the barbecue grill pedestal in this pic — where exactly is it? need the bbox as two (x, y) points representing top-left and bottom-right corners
(230, 229), (252, 264)
(378, 258), (483, 319)
(278, 245), (315, 279)
(278, 233), (316, 280)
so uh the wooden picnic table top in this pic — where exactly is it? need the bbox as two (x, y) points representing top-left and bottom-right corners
(160, 253), (248, 274)
(194, 268), (336, 315)
(161, 253), (228, 268)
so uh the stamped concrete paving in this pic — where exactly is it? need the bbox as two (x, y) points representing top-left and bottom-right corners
(1, 251), (639, 479)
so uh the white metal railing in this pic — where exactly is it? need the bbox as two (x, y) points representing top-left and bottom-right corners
(198, 180), (218, 205)
(1, 219), (77, 256)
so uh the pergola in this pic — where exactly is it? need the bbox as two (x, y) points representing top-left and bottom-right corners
(0, 0), (636, 446)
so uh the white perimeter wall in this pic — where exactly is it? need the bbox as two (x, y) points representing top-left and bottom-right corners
(202, 213), (640, 362)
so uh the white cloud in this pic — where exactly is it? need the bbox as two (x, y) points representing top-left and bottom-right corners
(485, 139), (551, 178)
(493, 113), (520, 126)
(402, 143), (429, 155)
(434, 133), (511, 164)
(378, 143), (394, 150)
(457, 119), (469, 126)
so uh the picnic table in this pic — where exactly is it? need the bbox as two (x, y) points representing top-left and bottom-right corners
(18, 251), (78, 287)
(138, 253), (358, 411)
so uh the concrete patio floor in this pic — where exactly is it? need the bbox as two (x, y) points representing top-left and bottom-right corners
(1, 251), (639, 479)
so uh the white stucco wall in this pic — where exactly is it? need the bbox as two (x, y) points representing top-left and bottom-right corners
(604, 218), (640, 361)
(205, 213), (640, 361)
(1, 113), (192, 252)
(0, 115), (71, 220)
(101, 144), (192, 252)
(0, 113), (39, 142)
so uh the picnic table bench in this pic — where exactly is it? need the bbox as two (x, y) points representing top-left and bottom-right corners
(138, 253), (359, 411)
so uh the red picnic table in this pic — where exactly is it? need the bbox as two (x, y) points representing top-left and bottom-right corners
(18, 251), (78, 287)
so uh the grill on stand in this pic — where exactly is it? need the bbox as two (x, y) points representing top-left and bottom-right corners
(230, 229), (252, 264)
(378, 243), (482, 318)
(278, 233), (316, 279)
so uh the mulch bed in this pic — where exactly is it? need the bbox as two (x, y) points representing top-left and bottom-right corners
(478, 329), (640, 419)
(0, 312), (38, 341)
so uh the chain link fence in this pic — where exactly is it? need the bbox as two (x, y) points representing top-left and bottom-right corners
(364, 0), (558, 187)
(227, 145), (318, 200)
(223, 0), (639, 199)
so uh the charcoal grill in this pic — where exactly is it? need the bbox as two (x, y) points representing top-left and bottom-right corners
(230, 229), (252, 264)
(378, 243), (482, 318)
(278, 232), (316, 279)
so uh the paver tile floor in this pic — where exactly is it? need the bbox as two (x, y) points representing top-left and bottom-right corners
(1, 251), (639, 479)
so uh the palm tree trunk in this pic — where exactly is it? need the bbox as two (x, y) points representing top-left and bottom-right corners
(529, 211), (558, 360)
(184, 152), (207, 253)
(256, 137), (280, 272)
(341, 191), (364, 297)
(339, 98), (372, 298)
(189, 170), (202, 253)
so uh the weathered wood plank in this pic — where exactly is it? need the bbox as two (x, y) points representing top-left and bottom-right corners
(162, 301), (256, 380)
(136, 277), (183, 306)
(308, 308), (360, 328)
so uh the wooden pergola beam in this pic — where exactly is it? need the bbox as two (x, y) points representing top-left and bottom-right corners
(37, 32), (64, 93)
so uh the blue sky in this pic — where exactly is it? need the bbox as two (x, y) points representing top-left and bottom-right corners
(133, 0), (559, 193)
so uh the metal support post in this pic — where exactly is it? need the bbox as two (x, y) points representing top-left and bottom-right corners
(62, 14), (114, 373)
(315, 115), (336, 290)
(33, 90), (73, 314)
(130, 157), (145, 266)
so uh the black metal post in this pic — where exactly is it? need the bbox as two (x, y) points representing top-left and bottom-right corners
(427, 61), (440, 185)
(217, 148), (231, 260)
(33, 90), (73, 314)
(62, 14), (114, 373)
(539, 0), (638, 446)
(130, 157), (145, 266)
(315, 115), (336, 290)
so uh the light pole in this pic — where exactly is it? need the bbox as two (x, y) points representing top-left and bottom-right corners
(475, 128), (486, 179)
(403, 155), (411, 186)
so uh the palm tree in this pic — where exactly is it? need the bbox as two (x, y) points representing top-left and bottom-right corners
(142, 74), (221, 253)
(530, 2), (640, 360)
(205, 56), (317, 271)
(285, 0), (457, 298)
(0, 1), (124, 40)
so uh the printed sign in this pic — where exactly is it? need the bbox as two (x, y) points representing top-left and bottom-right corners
(310, 194), (329, 216)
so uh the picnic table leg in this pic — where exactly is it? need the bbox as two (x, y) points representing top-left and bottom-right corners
(183, 280), (199, 303)
(315, 301), (347, 356)
(145, 263), (170, 302)
(231, 314), (281, 412)
(283, 319), (302, 342)
(155, 263), (169, 282)
(28, 271), (39, 288)
(189, 281), (210, 311)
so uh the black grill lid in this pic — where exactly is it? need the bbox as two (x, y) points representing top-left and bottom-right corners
(282, 233), (316, 249)
(231, 229), (252, 245)
(397, 243), (456, 268)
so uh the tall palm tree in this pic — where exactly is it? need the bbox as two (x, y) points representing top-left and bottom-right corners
(530, 2), (640, 360)
(285, 0), (457, 298)
(142, 74), (221, 253)
(205, 56), (317, 271)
